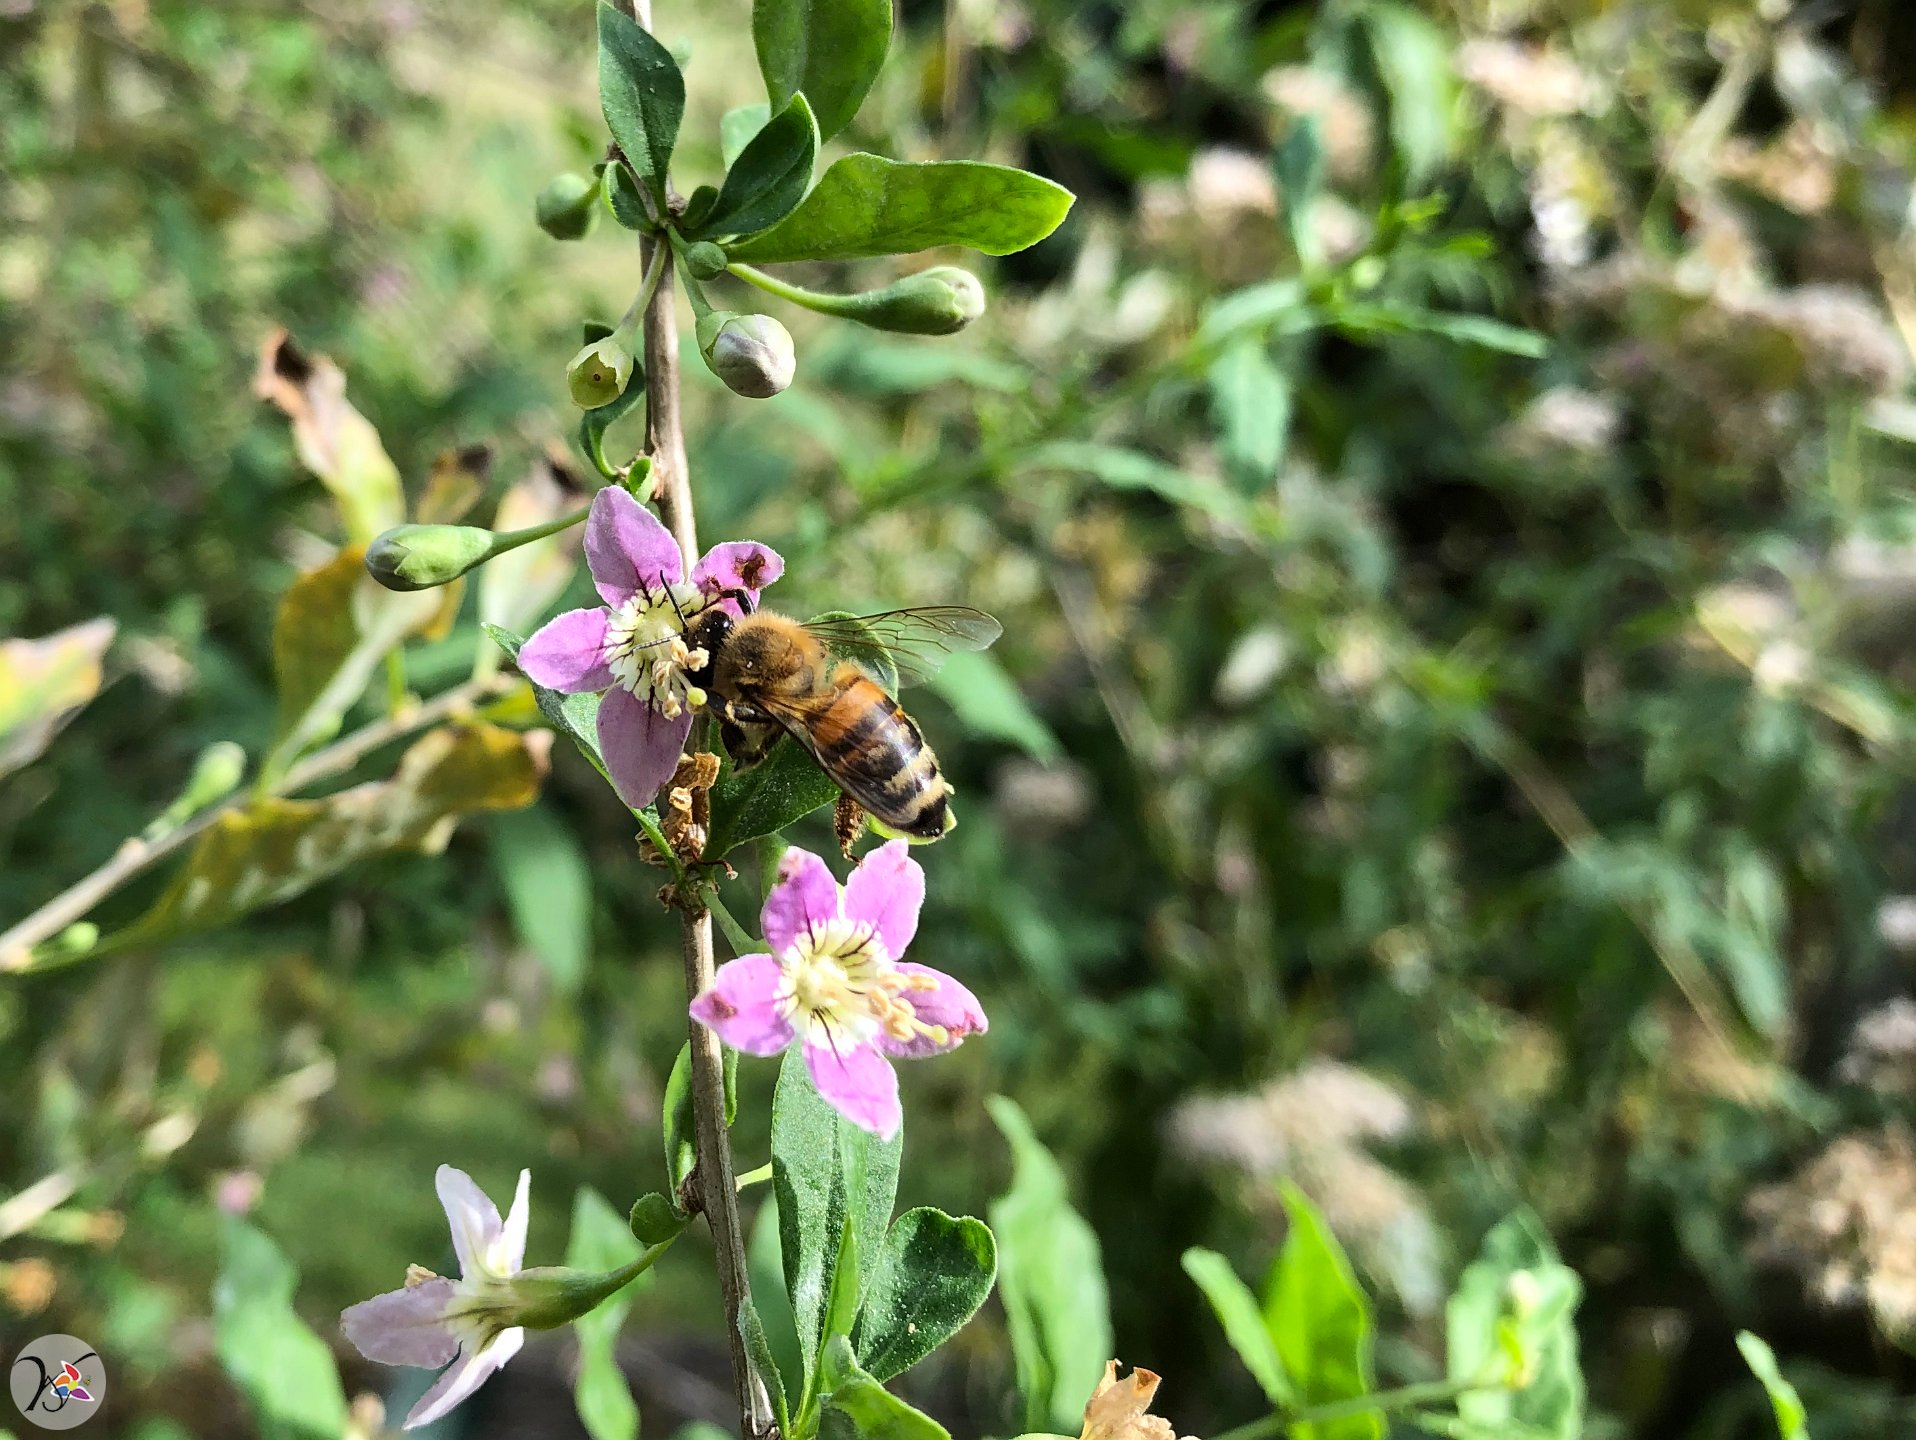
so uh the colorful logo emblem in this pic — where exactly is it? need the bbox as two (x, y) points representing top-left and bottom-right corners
(10, 1335), (105, 1430)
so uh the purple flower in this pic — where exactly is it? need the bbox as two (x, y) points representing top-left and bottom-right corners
(340, 1166), (532, 1429)
(690, 841), (987, 1138)
(516, 487), (782, 810)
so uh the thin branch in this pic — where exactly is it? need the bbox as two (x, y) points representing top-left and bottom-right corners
(624, 2), (765, 1432)
(0, 673), (511, 970)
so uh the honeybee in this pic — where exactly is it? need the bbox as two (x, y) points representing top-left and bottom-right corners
(682, 604), (1002, 842)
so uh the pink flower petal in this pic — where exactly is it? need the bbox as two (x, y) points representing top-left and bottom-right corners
(805, 1036), (901, 1139)
(842, 839), (924, 959)
(596, 686), (693, 811)
(340, 1279), (460, 1368)
(516, 608), (614, 694)
(690, 541), (785, 615)
(692, 953), (798, 1055)
(435, 1166), (502, 1280)
(499, 1169), (531, 1273)
(586, 487), (682, 606)
(762, 848), (842, 958)
(878, 963), (988, 1058)
(403, 1328), (524, 1429)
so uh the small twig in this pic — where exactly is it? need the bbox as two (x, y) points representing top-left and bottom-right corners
(0, 673), (510, 970)
(622, 1), (765, 1432)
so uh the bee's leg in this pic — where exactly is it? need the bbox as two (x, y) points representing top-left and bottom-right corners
(834, 793), (867, 860)
(719, 713), (784, 772)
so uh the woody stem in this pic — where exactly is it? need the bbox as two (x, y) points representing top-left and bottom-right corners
(618, 2), (767, 1436)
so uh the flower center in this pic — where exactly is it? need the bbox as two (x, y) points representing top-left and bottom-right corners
(602, 584), (709, 719)
(779, 918), (945, 1051)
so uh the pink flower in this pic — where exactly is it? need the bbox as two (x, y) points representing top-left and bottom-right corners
(340, 1166), (532, 1429)
(690, 841), (987, 1138)
(515, 487), (782, 810)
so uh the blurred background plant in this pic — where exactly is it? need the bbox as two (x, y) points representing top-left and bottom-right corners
(7, 0), (1916, 1436)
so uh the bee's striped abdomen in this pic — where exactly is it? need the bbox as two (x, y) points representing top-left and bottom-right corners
(806, 675), (951, 838)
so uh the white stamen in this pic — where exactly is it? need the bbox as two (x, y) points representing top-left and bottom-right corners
(602, 583), (709, 717)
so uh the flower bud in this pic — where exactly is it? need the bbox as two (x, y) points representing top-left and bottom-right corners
(568, 335), (636, 410)
(838, 267), (986, 334)
(535, 172), (598, 240)
(697, 311), (796, 398)
(684, 241), (730, 281)
(365, 523), (495, 591)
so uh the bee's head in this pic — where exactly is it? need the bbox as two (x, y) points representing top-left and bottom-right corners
(683, 605), (734, 685)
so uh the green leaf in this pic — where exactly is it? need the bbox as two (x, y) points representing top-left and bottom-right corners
(488, 803), (593, 993)
(986, 1096), (1112, 1434)
(212, 1219), (349, 1440)
(267, 547), (450, 778)
(818, 1338), (952, 1440)
(1264, 1185), (1381, 1440)
(602, 159), (652, 230)
(598, 2), (684, 198)
(928, 650), (1060, 762)
(1361, 1), (1457, 186)
(855, 1208), (997, 1382)
(569, 1187), (646, 1440)
(729, 154), (1073, 263)
(772, 1046), (902, 1380)
(1207, 342), (1291, 490)
(752, 0), (891, 142)
(485, 624), (611, 782)
(742, 1295), (793, 1434)
(1448, 1211), (1584, 1440)
(1019, 442), (1252, 529)
(1196, 280), (1311, 351)
(749, 1198), (808, 1408)
(664, 1042), (697, 1204)
(102, 725), (542, 955)
(695, 93), (818, 240)
(1737, 1332), (1810, 1440)
(1181, 1247), (1291, 1408)
(722, 103), (773, 169)
(706, 740), (841, 858)
(0, 618), (115, 781)
(1273, 114), (1326, 268)
(1332, 303), (1548, 358)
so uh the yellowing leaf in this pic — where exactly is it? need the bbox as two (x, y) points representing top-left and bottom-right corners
(254, 329), (405, 544)
(416, 443), (494, 524)
(477, 451), (587, 651)
(0, 618), (116, 780)
(108, 723), (545, 950)
(268, 547), (453, 778)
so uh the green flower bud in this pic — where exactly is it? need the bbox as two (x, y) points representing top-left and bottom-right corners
(535, 172), (598, 240)
(839, 266), (986, 334)
(684, 241), (729, 281)
(697, 311), (795, 398)
(568, 335), (637, 410)
(365, 523), (495, 591)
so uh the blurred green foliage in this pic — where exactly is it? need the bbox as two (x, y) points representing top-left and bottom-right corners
(9, 0), (1916, 1436)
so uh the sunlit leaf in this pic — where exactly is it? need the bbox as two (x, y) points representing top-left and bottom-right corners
(1264, 1185), (1381, 1440)
(819, 1336), (951, 1440)
(598, 3), (684, 198)
(254, 330), (404, 546)
(0, 618), (115, 781)
(722, 103), (773, 169)
(1181, 1248), (1291, 1407)
(987, 1095), (1112, 1434)
(1362, 2), (1457, 186)
(753, 0), (891, 142)
(694, 93), (818, 240)
(855, 1207), (997, 1381)
(729, 154), (1073, 263)
(1207, 342), (1291, 490)
(1448, 1211), (1584, 1440)
(1737, 1332), (1810, 1440)
(772, 1046), (902, 1380)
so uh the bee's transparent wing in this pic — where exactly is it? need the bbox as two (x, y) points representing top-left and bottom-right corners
(802, 606), (1003, 689)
